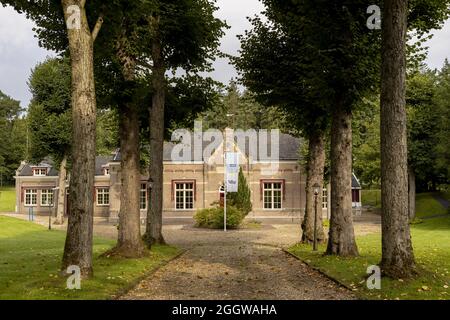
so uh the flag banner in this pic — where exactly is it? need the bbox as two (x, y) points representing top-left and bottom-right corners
(225, 152), (239, 173)
(226, 172), (238, 192)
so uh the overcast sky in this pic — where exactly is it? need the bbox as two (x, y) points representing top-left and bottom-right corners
(0, 0), (449, 108)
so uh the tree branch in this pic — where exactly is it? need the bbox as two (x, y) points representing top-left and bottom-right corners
(91, 15), (104, 42)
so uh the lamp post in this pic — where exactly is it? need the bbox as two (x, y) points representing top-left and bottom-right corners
(147, 178), (153, 225)
(313, 183), (320, 251)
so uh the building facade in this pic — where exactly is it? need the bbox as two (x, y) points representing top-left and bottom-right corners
(14, 133), (362, 221)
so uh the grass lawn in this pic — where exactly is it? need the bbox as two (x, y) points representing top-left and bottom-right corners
(0, 216), (181, 300)
(361, 189), (381, 208)
(0, 187), (15, 212)
(416, 193), (448, 218)
(288, 216), (450, 300)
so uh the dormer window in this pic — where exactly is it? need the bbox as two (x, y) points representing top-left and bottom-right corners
(104, 168), (110, 176)
(32, 168), (47, 176)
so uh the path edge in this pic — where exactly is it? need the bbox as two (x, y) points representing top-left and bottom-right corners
(282, 248), (362, 299)
(112, 248), (188, 300)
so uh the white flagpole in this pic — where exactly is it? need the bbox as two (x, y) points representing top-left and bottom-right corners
(224, 131), (227, 232)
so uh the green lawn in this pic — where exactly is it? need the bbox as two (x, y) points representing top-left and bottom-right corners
(0, 216), (181, 300)
(288, 216), (450, 300)
(416, 192), (448, 218)
(0, 187), (15, 212)
(362, 190), (448, 218)
(362, 189), (381, 208)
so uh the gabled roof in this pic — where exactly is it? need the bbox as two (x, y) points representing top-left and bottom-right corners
(352, 173), (361, 189)
(162, 132), (304, 162)
(17, 155), (115, 177)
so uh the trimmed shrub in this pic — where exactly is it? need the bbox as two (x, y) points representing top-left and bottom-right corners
(227, 167), (252, 215)
(194, 205), (244, 229)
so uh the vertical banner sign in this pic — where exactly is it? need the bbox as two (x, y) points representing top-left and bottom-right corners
(225, 152), (239, 192)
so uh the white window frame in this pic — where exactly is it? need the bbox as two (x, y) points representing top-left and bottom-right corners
(24, 189), (38, 206)
(41, 189), (54, 207)
(96, 188), (110, 206)
(33, 168), (47, 176)
(175, 182), (194, 211)
(140, 183), (147, 210)
(322, 188), (328, 209)
(103, 168), (110, 176)
(263, 182), (283, 210)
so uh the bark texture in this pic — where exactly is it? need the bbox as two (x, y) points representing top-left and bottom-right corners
(107, 42), (146, 257)
(301, 132), (326, 243)
(54, 154), (67, 225)
(408, 167), (416, 221)
(326, 101), (358, 257)
(61, 0), (98, 277)
(144, 21), (166, 246)
(380, 0), (415, 278)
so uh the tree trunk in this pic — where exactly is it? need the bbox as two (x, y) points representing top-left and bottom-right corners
(326, 101), (358, 257)
(301, 131), (326, 243)
(54, 154), (67, 225)
(408, 167), (416, 221)
(61, 0), (99, 278)
(380, 0), (415, 279)
(144, 22), (166, 246)
(108, 43), (146, 257)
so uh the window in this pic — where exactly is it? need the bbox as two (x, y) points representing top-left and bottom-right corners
(175, 182), (194, 210)
(140, 183), (147, 210)
(263, 182), (282, 210)
(104, 168), (110, 176)
(322, 189), (328, 209)
(25, 189), (37, 206)
(97, 188), (109, 206)
(33, 168), (47, 176)
(41, 189), (54, 206)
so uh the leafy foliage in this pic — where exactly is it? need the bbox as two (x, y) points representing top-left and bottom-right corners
(0, 91), (26, 185)
(227, 167), (252, 216)
(27, 58), (72, 167)
(194, 205), (244, 229)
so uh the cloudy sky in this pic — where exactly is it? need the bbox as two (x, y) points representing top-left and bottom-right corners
(0, 0), (449, 108)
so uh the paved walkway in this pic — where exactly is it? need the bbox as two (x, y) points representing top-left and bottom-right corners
(121, 225), (356, 300)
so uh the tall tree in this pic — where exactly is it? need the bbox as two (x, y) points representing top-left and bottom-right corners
(0, 91), (25, 186)
(235, 3), (330, 244)
(142, 0), (226, 246)
(380, 0), (415, 278)
(2, 0), (106, 276)
(27, 57), (72, 224)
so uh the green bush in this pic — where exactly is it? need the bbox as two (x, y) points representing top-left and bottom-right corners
(227, 167), (252, 215)
(194, 205), (244, 229)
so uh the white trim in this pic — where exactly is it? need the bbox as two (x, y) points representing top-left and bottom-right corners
(24, 189), (38, 207)
(96, 188), (110, 206)
(174, 182), (195, 211)
(40, 189), (54, 207)
(262, 181), (283, 210)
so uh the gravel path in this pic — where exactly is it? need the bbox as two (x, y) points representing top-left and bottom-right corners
(121, 225), (355, 300)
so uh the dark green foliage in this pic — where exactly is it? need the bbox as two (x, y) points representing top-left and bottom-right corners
(194, 205), (244, 229)
(0, 91), (25, 184)
(407, 70), (445, 191)
(27, 58), (71, 167)
(201, 81), (287, 131)
(435, 60), (450, 183)
(227, 167), (252, 216)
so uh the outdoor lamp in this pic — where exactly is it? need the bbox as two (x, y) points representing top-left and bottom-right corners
(312, 182), (320, 251)
(148, 178), (154, 191)
(313, 183), (320, 196)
